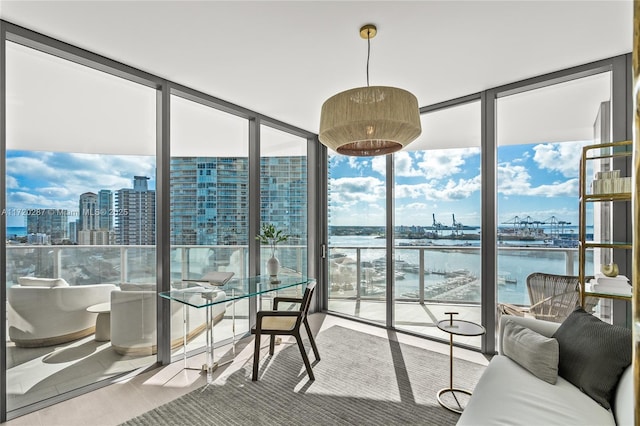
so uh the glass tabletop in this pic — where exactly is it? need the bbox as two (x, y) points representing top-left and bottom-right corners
(436, 319), (486, 337)
(158, 275), (312, 308)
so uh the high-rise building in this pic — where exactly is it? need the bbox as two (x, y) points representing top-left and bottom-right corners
(79, 192), (98, 231)
(259, 156), (307, 245)
(78, 229), (112, 245)
(97, 190), (113, 230)
(25, 209), (69, 244)
(115, 176), (156, 245)
(169, 157), (306, 248)
(170, 158), (198, 245)
(69, 221), (78, 244)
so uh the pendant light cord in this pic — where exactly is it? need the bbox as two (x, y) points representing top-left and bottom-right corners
(366, 30), (371, 87)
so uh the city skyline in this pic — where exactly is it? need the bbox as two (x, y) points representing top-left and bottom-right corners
(6, 140), (586, 232)
(5, 150), (156, 227)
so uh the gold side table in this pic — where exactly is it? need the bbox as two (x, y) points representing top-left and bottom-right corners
(436, 311), (485, 414)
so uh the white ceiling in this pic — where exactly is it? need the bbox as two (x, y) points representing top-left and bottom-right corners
(0, 0), (633, 147)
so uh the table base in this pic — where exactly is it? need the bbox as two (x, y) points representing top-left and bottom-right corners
(437, 388), (472, 414)
(94, 312), (111, 342)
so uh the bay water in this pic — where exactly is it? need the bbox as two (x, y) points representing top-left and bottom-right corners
(330, 233), (590, 305)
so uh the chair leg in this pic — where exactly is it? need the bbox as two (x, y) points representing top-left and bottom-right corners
(252, 333), (261, 381)
(303, 319), (320, 361)
(295, 333), (315, 381)
(269, 335), (276, 355)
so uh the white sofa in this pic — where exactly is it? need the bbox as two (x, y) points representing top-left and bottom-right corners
(110, 283), (226, 356)
(458, 315), (633, 426)
(7, 277), (116, 347)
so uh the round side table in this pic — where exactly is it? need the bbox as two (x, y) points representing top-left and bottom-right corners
(436, 311), (485, 414)
(87, 302), (111, 342)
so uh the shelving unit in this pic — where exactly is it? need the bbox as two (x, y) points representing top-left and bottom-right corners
(578, 140), (633, 307)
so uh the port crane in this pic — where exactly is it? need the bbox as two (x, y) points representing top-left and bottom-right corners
(431, 214), (444, 236)
(543, 216), (571, 238)
(452, 214), (464, 235)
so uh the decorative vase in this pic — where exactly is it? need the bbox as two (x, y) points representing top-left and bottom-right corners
(267, 255), (280, 284)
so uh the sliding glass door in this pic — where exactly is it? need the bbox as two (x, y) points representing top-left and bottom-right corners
(394, 101), (482, 347)
(326, 153), (388, 324)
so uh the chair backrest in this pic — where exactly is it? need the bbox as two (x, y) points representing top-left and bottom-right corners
(298, 281), (317, 323)
(526, 272), (582, 323)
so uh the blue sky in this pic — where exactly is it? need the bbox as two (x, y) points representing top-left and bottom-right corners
(329, 141), (587, 228)
(5, 141), (586, 229)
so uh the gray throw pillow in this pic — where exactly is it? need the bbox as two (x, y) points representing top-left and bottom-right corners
(502, 318), (559, 384)
(552, 307), (632, 409)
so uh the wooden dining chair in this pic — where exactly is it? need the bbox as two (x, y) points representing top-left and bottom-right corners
(251, 281), (320, 381)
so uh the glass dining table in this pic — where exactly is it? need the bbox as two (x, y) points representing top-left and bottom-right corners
(159, 275), (313, 383)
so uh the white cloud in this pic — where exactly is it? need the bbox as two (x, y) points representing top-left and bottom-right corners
(395, 174), (481, 201)
(347, 157), (369, 170)
(415, 147), (479, 179)
(371, 156), (386, 175)
(393, 152), (422, 177)
(497, 163), (532, 195)
(498, 161), (579, 197)
(329, 176), (385, 205)
(525, 178), (579, 197)
(532, 141), (587, 177)
(6, 175), (20, 189)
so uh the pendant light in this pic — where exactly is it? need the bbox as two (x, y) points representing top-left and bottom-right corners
(319, 24), (422, 157)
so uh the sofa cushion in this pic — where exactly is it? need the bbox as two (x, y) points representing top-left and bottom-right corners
(17, 277), (69, 287)
(502, 318), (559, 384)
(552, 307), (632, 409)
(457, 355), (615, 426)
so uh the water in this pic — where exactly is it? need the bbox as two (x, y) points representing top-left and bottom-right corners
(329, 234), (589, 305)
(7, 226), (27, 237)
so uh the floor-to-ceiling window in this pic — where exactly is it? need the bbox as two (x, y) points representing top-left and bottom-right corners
(495, 72), (612, 319)
(325, 58), (629, 351)
(1, 22), (318, 420)
(394, 100), (482, 348)
(326, 153), (388, 324)
(169, 94), (250, 357)
(259, 125), (308, 278)
(4, 40), (156, 413)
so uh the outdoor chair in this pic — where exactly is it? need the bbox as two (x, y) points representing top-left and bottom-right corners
(251, 280), (320, 381)
(498, 272), (598, 323)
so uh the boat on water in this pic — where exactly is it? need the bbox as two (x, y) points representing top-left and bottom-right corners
(498, 273), (517, 285)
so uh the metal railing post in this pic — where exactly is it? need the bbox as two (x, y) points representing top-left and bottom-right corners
(419, 247), (425, 305)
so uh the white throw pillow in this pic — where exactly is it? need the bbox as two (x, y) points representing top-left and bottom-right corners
(17, 276), (69, 287)
(502, 318), (559, 384)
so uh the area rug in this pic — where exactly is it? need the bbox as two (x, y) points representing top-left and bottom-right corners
(122, 325), (486, 425)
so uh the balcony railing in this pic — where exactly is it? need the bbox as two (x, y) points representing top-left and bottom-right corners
(328, 245), (584, 307)
(6, 243), (585, 308)
(4, 244), (307, 287)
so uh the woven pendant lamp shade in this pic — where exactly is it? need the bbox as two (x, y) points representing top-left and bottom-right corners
(319, 86), (422, 156)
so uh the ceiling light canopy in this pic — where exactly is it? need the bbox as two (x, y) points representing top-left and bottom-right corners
(319, 24), (422, 157)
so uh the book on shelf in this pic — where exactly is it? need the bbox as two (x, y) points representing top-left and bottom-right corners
(594, 170), (620, 180)
(590, 176), (631, 194)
